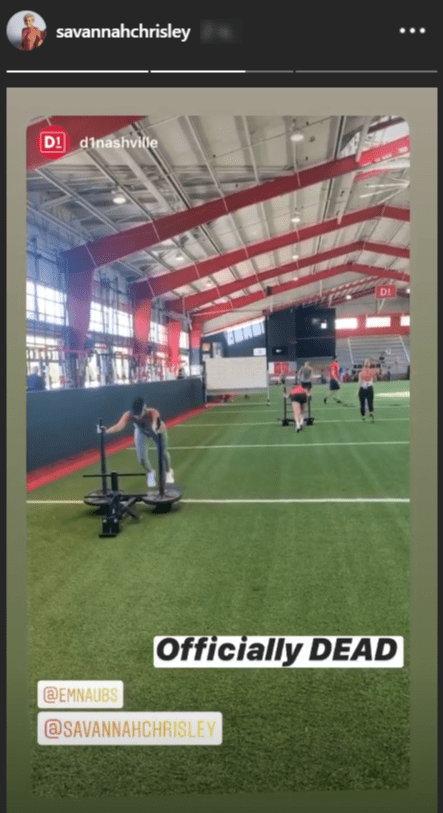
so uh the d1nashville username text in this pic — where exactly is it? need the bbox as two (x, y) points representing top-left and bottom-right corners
(79, 136), (158, 150)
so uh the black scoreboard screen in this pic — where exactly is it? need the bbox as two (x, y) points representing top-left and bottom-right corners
(266, 306), (336, 361)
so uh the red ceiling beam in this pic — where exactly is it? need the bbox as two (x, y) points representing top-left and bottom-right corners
(359, 240), (409, 259)
(192, 268), (368, 323)
(268, 282), (377, 313)
(201, 281), (410, 334)
(201, 285), (379, 334)
(27, 116), (146, 171)
(170, 244), (362, 312)
(356, 168), (397, 182)
(193, 262), (409, 323)
(349, 263), (409, 282)
(367, 117), (405, 135)
(170, 241), (409, 314)
(317, 287), (377, 311)
(150, 204), (409, 298)
(357, 136), (409, 167)
(61, 136), (410, 277)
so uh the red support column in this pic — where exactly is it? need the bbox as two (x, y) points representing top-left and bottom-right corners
(391, 314), (402, 331)
(131, 281), (153, 356)
(167, 321), (182, 372)
(65, 267), (94, 351)
(190, 323), (202, 368)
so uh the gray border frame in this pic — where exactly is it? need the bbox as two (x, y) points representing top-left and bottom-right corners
(7, 88), (437, 813)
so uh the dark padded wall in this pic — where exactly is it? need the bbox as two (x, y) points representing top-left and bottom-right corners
(27, 378), (203, 472)
(266, 306), (336, 361)
(266, 308), (297, 361)
(294, 305), (335, 359)
(295, 337), (336, 358)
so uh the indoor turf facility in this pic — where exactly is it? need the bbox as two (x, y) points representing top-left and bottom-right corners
(28, 383), (410, 795)
(26, 113), (410, 796)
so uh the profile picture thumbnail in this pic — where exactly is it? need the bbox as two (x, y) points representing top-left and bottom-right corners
(6, 10), (47, 50)
(200, 19), (242, 45)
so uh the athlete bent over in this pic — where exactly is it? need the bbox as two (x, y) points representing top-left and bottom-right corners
(287, 383), (309, 432)
(103, 397), (175, 487)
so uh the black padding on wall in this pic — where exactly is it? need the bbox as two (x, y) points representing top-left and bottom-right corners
(266, 306), (336, 361)
(266, 309), (297, 361)
(27, 378), (203, 472)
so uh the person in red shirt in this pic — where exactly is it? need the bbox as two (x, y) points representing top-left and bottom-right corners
(20, 14), (44, 50)
(286, 383), (309, 432)
(358, 359), (377, 421)
(323, 356), (342, 404)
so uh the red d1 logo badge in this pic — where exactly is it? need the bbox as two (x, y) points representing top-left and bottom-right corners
(375, 285), (397, 299)
(36, 125), (70, 159)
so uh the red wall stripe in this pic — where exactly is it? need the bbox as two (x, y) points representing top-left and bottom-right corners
(27, 404), (216, 492)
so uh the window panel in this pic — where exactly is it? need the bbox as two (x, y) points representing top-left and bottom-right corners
(32, 283), (67, 325)
(366, 316), (391, 328)
(336, 318), (358, 329)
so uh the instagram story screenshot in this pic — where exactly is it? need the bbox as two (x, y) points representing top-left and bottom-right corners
(6, 12), (438, 813)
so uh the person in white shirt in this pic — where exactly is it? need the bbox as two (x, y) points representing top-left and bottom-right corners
(358, 360), (377, 421)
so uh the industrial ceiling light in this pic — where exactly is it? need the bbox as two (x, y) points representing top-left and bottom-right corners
(406, 287), (410, 293)
(290, 128), (305, 143)
(345, 294), (352, 299)
(112, 192), (126, 204)
(292, 252), (299, 260)
(291, 212), (301, 224)
(175, 251), (184, 261)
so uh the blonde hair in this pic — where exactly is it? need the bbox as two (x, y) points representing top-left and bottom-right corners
(364, 358), (371, 366)
(24, 13), (35, 22)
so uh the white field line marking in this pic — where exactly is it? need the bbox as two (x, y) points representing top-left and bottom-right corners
(173, 419), (410, 426)
(128, 441), (409, 450)
(27, 498), (410, 505)
(200, 406), (410, 414)
(304, 404), (409, 409)
(183, 498), (410, 504)
(376, 392), (410, 397)
(211, 392), (409, 406)
(28, 500), (86, 504)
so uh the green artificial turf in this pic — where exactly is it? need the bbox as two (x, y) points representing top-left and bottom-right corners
(27, 381), (410, 796)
